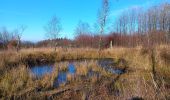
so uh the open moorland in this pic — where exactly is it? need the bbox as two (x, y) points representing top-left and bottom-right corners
(0, 0), (170, 100)
(0, 46), (169, 100)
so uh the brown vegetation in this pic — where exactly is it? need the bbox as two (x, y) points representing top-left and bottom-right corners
(0, 46), (169, 99)
(0, 1), (169, 100)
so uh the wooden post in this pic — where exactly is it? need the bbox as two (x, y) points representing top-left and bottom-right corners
(110, 40), (112, 49)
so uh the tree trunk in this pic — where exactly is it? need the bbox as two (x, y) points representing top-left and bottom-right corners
(54, 42), (57, 51)
(16, 37), (21, 52)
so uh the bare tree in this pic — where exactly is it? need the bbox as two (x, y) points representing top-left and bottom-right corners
(74, 21), (93, 47)
(0, 27), (14, 49)
(98, 0), (109, 50)
(44, 15), (62, 51)
(159, 3), (170, 43)
(93, 23), (100, 35)
(74, 21), (91, 37)
(13, 25), (26, 52)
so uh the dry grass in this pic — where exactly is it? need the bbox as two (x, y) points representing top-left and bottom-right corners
(67, 73), (75, 82)
(55, 62), (69, 72)
(75, 61), (89, 76)
(0, 45), (169, 99)
(0, 65), (59, 98)
(0, 47), (108, 70)
(36, 66), (58, 90)
(74, 60), (111, 77)
(0, 65), (33, 97)
(105, 45), (170, 99)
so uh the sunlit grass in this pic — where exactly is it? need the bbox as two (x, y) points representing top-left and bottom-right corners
(75, 61), (89, 76)
(55, 62), (69, 72)
(0, 45), (169, 99)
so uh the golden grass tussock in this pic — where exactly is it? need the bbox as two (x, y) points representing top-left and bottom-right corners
(55, 62), (69, 72)
(0, 64), (59, 98)
(67, 73), (75, 82)
(75, 61), (89, 76)
(37, 66), (58, 89)
(74, 60), (112, 77)
(87, 60), (100, 72)
(0, 65), (33, 97)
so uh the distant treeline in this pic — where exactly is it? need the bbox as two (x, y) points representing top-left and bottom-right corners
(0, 3), (170, 50)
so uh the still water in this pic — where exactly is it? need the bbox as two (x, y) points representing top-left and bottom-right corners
(30, 59), (124, 87)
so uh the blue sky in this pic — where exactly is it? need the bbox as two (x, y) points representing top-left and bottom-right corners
(0, 0), (169, 42)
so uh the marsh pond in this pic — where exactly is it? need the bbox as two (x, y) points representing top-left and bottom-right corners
(30, 59), (125, 87)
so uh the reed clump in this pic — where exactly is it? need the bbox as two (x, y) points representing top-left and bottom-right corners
(55, 62), (69, 72)
(36, 66), (58, 90)
(75, 61), (89, 76)
(0, 65), (34, 97)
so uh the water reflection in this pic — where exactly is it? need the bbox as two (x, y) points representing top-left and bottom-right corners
(30, 59), (124, 87)
(54, 72), (67, 87)
(68, 63), (76, 74)
(31, 65), (54, 77)
(54, 63), (76, 87)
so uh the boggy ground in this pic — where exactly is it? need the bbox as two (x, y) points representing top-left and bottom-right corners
(0, 46), (170, 100)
